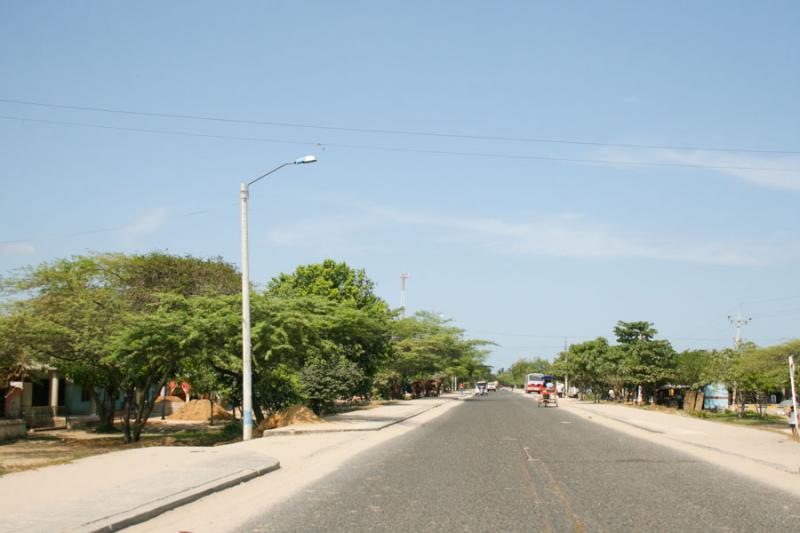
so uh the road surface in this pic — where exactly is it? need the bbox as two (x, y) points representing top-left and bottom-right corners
(239, 391), (800, 532)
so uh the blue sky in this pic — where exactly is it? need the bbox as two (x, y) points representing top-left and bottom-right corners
(1, 1), (799, 370)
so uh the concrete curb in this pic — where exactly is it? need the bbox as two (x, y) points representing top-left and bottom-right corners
(263, 397), (468, 437)
(69, 460), (281, 533)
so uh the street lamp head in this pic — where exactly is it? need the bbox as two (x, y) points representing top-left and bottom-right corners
(295, 155), (317, 165)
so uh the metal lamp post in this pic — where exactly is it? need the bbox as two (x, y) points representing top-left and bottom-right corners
(241, 155), (317, 440)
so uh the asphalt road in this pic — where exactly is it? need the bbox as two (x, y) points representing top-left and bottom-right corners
(240, 391), (800, 532)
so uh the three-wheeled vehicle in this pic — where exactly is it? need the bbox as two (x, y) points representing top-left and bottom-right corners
(537, 375), (559, 407)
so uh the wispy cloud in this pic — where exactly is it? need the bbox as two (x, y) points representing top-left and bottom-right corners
(122, 208), (169, 238)
(267, 214), (394, 255)
(368, 207), (777, 266)
(661, 151), (800, 191)
(596, 147), (800, 190)
(268, 205), (794, 267)
(0, 242), (36, 256)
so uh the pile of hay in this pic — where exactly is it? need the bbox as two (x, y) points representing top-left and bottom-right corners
(167, 399), (234, 422)
(257, 405), (322, 432)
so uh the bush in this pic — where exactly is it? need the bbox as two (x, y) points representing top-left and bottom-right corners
(300, 358), (365, 415)
(255, 364), (303, 416)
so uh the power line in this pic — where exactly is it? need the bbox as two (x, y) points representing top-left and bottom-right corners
(466, 328), (764, 343)
(2, 114), (800, 174)
(740, 295), (800, 305)
(0, 114), (318, 149)
(1, 97), (797, 155)
(467, 329), (592, 339)
(750, 308), (800, 319)
(0, 205), (231, 246)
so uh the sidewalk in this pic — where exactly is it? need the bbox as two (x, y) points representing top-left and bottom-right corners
(526, 394), (800, 498)
(0, 396), (454, 533)
(264, 394), (460, 436)
(559, 399), (800, 474)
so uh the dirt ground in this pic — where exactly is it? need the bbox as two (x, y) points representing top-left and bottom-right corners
(0, 401), (397, 476)
(168, 399), (234, 422)
(0, 420), (236, 477)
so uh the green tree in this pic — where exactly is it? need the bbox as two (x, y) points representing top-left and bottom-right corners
(614, 321), (675, 403)
(268, 259), (387, 311)
(733, 340), (800, 414)
(300, 357), (364, 415)
(184, 293), (391, 422)
(506, 358), (552, 387)
(381, 312), (492, 397)
(111, 295), (191, 442)
(3, 253), (240, 434)
(673, 349), (729, 389)
(0, 310), (37, 383)
(554, 337), (614, 402)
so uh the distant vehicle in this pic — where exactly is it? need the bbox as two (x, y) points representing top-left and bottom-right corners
(487, 381), (498, 391)
(525, 373), (545, 394)
(476, 380), (488, 395)
(538, 376), (559, 407)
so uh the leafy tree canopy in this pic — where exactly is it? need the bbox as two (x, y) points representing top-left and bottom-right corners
(268, 259), (387, 311)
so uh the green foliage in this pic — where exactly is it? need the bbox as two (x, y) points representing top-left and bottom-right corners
(254, 364), (303, 415)
(386, 311), (492, 395)
(614, 321), (675, 395)
(613, 321), (657, 343)
(503, 358), (552, 387)
(111, 294), (192, 442)
(734, 340), (800, 395)
(0, 310), (38, 382)
(300, 358), (365, 415)
(268, 259), (387, 311)
(2, 253), (240, 438)
(182, 291), (391, 421)
(673, 349), (729, 388)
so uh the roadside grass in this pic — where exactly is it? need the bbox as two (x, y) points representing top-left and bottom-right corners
(621, 401), (789, 431)
(690, 410), (787, 428)
(139, 420), (241, 446)
(331, 398), (399, 413)
(0, 421), (242, 477)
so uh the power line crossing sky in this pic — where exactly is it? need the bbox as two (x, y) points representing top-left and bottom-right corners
(1, 1), (798, 369)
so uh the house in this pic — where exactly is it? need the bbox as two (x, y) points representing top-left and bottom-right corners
(2, 368), (101, 428)
(2, 370), (190, 428)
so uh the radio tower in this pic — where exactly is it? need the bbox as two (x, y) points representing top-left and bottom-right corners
(728, 304), (751, 350)
(399, 273), (409, 319)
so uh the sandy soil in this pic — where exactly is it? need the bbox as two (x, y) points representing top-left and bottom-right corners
(168, 399), (234, 421)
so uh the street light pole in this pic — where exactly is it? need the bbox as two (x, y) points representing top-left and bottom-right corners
(241, 155), (317, 441)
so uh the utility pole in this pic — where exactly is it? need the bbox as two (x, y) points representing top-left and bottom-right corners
(728, 304), (751, 350)
(563, 337), (569, 396)
(789, 356), (797, 426)
(728, 304), (751, 411)
(399, 273), (409, 319)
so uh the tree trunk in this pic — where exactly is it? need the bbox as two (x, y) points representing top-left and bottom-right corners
(252, 397), (265, 425)
(94, 386), (117, 431)
(122, 389), (134, 443)
(129, 378), (163, 443)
